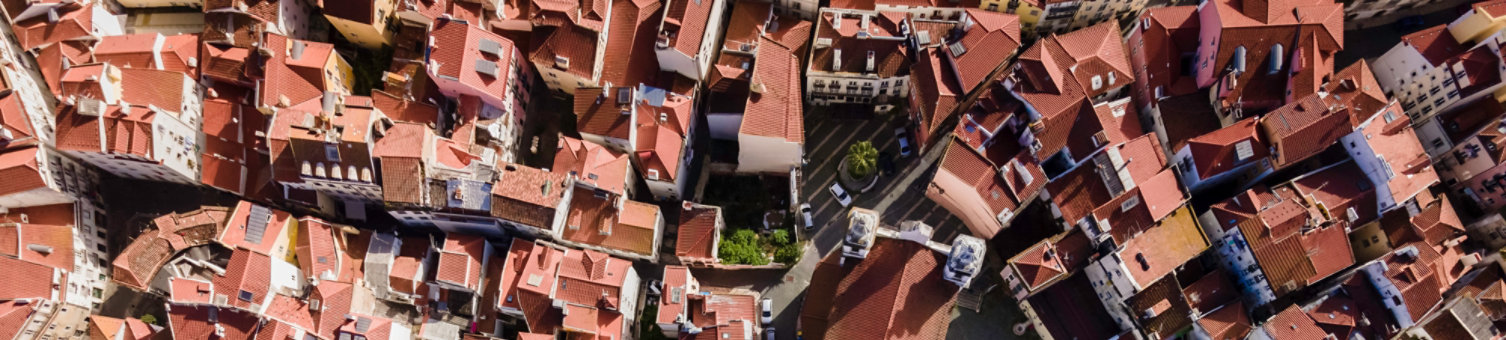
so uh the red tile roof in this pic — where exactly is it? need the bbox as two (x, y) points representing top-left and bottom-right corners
(438, 234), (488, 290)
(212, 248), (274, 310)
(600, 0), (665, 86)
(168, 277), (214, 304)
(372, 90), (440, 126)
(1259, 93), (1351, 169)
(112, 207), (231, 290)
(555, 247), (632, 309)
(1186, 117), (1268, 180)
(635, 89), (693, 182)
(428, 18), (520, 103)
(219, 202), (293, 255)
(311, 280), (355, 338)
(11, 3), (95, 50)
(819, 237), (959, 340)
(531, 25), (601, 80)
(554, 136), (631, 194)
(574, 87), (635, 140)
(1013, 22), (1133, 159)
(1125, 276), (1193, 339)
(563, 187), (660, 256)
(1231, 186), (1355, 295)
(675, 203), (721, 260)
(1382, 243), (1447, 322)
(930, 137), (1024, 238)
(1009, 239), (1067, 290)
(492, 164), (568, 226)
(1181, 270), (1238, 314)
(259, 33), (326, 110)
(1197, 302), (1252, 340)
(296, 217), (342, 282)
(0, 146), (46, 199)
(1402, 25), (1464, 66)
(166, 305), (260, 340)
(0, 223), (73, 271)
(1358, 102), (1439, 207)
(1291, 161), (1379, 226)
(1127, 6), (1201, 107)
(1199, 0), (1343, 112)
(0, 256), (60, 300)
(810, 12), (908, 77)
(1328, 61), (1390, 128)
(1264, 305), (1327, 340)
(742, 36), (803, 142)
(951, 9), (1022, 92)
(661, 0), (714, 58)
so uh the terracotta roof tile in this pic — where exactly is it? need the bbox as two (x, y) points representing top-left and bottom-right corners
(0, 146), (46, 198)
(554, 136), (631, 193)
(1259, 93), (1351, 169)
(661, 0), (714, 58)
(1127, 6), (1200, 106)
(1126, 276), (1193, 339)
(1186, 117), (1267, 180)
(212, 248), (274, 310)
(1026, 272), (1120, 339)
(531, 25), (600, 80)
(428, 19), (521, 105)
(574, 88), (635, 140)
(1291, 161), (1379, 226)
(821, 237), (958, 340)
(491, 164), (570, 229)
(1197, 302), (1252, 340)
(0, 256), (60, 300)
(675, 203), (721, 260)
(1181, 270), (1238, 314)
(600, 0), (665, 86)
(0, 223), (73, 271)
(1402, 25), (1463, 66)
(1356, 102), (1439, 207)
(168, 277), (214, 304)
(742, 36), (803, 142)
(810, 12), (908, 77)
(1264, 305), (1327, 340)
(167, 305), (260, 340)
(562, 187), (659, 256)
(11, 3), (95, 50)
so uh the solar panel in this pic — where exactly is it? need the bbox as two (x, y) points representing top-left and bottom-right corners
(244, 204), (272, 244)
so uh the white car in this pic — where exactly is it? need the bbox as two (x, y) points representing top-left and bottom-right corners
(800, 203), (814, 230)
(895, 127), (913, 157)
(828, 183), (852, 207)
(761, 298), (774, 325)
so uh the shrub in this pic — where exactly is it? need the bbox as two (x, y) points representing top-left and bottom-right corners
(774, 243), (803, 264)
(846, 141), (879, 178)
(719, 229), (770, 265)
(770, 230), (791, 246)
(139, 314), (157, 326)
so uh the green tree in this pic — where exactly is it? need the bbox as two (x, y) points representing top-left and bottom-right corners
(846, 141), (879, 178)
(138, 314), (157, 326)
(774, 243), (803, 264)
(719, 229), (769, 265)
(770, 230), (791, 246)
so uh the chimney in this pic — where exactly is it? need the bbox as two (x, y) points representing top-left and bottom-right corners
(866, 51), (875, 73)
(833, 49), (842, 70)
(860, 15), (870, 30)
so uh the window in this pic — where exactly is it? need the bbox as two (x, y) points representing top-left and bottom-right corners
(238, 290), (254, 302)
(325, 144), (340, 162)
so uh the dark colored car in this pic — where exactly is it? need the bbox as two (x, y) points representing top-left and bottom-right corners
(879, 152), (896, 176)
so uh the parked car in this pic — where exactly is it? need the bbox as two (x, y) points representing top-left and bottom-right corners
(879, 152), (896, 176)
(829, 183), (852, 207)
(766, 327), (777, 340)
(895, 127), (913, 157)
(761, 298), (774, 325)
(800, 203), (814, 230)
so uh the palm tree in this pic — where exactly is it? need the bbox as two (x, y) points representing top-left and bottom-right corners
(846, 141), (879, 178)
